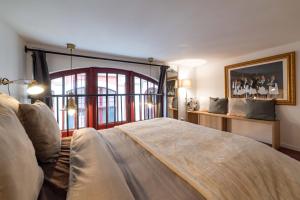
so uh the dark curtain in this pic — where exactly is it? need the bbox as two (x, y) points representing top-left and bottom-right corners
(32, 51), (52, 107)
(157, 66), (167, 117)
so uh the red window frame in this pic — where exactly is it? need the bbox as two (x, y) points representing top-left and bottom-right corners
(50, 67), (158, 135)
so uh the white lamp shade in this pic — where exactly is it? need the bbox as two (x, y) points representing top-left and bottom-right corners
(179, 79), (192, 88)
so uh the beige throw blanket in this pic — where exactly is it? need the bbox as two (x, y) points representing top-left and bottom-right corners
(116, 118), (300, 200)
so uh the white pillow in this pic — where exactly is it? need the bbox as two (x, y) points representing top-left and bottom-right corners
(0, 103), (44, 200)
(227, 98), (246, 117)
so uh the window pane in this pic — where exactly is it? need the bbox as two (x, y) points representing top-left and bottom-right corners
(148, 82), (154, 119)
(64, 75), (76, 130)
(77, 73), (86, 94)
(77, 73), (86, 128)
(107, 74), (116, 122)
(122, 96), (126, 121)
(117, 74), (126, 122)
(134, 77), (140, 93)
(118, 74), (126, 94)
(98, 73), (107, 124)
(98, 73), (107, 94)
(141, 79), (148, 120)
(141, 79), (147, 94)
(98, 96), (107, 124)
(154, 84), (158, 92)
(148, 82), (154, 93)
(51, 77), (63, 95)
(135, 95), (140, 121)
(58, 97), (63, 130)
(108, 73), (116, 94)
(108, 96), (115, 123)
(134, 77), (141, 121)
(64, 75), (75, 94)
(51, 77), (63, 129)
(78, 96), (86, 128)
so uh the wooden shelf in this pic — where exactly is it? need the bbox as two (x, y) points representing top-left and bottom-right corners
(187, 111), (280, 149)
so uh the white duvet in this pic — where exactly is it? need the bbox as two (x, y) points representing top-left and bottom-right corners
(67, 118), (300, 200)
(117, 118), (300, 200)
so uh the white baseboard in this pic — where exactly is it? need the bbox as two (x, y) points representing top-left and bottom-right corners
(281, 143), (300, 152)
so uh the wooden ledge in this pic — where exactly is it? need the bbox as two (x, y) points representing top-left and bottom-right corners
(187, 111), (279, 124)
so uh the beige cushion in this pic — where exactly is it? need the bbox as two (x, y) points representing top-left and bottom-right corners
(68, 128), (134, 200)
(18, 101), (61, 163)
(0, 103), (44, 200)
(0, 92), (19, 113)
(228, 98), (246, 117)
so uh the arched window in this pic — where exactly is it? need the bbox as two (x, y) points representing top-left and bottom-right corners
(50, 67), (158, 134)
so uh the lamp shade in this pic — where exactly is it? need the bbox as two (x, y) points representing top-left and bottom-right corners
(26, 80), (44, 95)
(179, 79), (192, 88)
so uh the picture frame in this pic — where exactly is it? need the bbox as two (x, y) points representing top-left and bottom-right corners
(224, 52), (296, 105)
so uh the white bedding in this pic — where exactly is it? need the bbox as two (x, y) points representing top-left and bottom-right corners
(117, 118), (300, 200)
(67, 128), (134, 200)
(67, 118), (300, 200)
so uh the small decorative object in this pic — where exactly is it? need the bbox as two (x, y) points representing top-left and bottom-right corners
(225, 52), (296, 105)
(186, 98), (199, 111)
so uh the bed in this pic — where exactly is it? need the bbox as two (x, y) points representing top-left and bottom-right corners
(1, 95), (300, 200)
(43, 118), (300, 200)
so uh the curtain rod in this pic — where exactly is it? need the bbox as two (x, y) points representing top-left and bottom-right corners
(25, 46), (169, 69)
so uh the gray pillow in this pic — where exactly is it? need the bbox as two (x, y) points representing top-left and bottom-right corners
(208, 97), (228, 114)
(18, 101), (61, 163)
(245, 99), (276, 121)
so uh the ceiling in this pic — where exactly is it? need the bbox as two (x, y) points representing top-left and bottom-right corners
(1, 0), (300, 63)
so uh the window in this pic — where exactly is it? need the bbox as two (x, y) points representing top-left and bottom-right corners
(97, 73), (127, 127)
(51, 71), (87, 131)
(50, 67), (158, 132)
(133, 76), (158, 121)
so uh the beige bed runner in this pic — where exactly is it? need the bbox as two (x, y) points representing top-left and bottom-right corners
(116, 118), (300, 200)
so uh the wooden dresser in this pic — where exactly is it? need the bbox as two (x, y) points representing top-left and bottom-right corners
(187, 111), (280, 149)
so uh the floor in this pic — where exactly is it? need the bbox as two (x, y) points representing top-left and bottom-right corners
(279, 147), (300, 161)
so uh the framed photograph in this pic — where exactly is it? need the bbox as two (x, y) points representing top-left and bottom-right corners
(225, 52), (296, 105)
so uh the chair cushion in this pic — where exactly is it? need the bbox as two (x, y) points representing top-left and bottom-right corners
(0, 103), (44, 200)
(228, 98), (246, 117)
(18, 101), (61, 163)
(245, 99), (276, 121)
(0, 92), (19, 113)
(208, 97), (228, 114)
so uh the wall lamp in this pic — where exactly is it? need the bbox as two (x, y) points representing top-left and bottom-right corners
(0, 78), (45, 95)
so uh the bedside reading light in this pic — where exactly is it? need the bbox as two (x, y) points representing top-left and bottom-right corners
(0, 78), (45, 95)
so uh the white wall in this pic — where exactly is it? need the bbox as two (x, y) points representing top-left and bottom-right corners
(0, 20), (26, 100)
(196, 41), (300, 151)
(177, 66), (197, 120)
(25, 44), (161, 81)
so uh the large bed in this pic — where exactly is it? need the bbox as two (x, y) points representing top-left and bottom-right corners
(1, 95), (300, 200)
(43, 118), (300, 200)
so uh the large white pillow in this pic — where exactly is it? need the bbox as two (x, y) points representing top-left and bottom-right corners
(0, 103), (44, 200)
